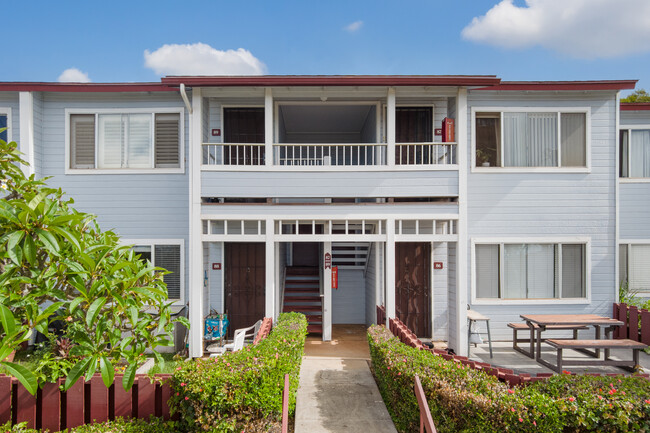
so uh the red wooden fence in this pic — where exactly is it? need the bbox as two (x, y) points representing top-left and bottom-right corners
(281, 373), (289, 433)
(0, 374), (173, 432)
(414, 375), (437, 433)
(613, 303), (650, 345)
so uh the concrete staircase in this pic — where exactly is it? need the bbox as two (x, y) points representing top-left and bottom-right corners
(282, 267), (323, 334)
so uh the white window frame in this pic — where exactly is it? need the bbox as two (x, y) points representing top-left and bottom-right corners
(470, 107), (591, 173)
(619, 125), (650, 183)
(121, 238), (185, 305)
(619, 240), (650, 297)
(65, 107), (184, 174)
(0, 107), (12, 142)
(471, 237), (591, 305)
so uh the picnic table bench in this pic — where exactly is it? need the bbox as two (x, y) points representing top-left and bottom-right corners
(542, 338), (647, 373)
(507, 322), (588, 358)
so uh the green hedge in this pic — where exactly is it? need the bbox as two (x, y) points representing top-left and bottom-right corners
(368, 325), (650, 433)
(170, 312), (308, 432)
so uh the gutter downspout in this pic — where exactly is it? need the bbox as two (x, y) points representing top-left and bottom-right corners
(180, 83), (193, 114)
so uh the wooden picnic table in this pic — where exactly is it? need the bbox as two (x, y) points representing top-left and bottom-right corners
(520, 314), (623, 362)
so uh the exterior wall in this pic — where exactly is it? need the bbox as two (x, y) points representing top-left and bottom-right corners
(433, 242), (449, 341)
(38, 92), (190, 303)
(201, 170), (458, 198)
(32, 92), (44, 176)
(0, 92), (20, 145)
(332, 269), (365, 324)
(466, 91), (618, 340)
(447, 243), (457, 347)
(207, 242), (224, 314)
(619, 110), (650, 240)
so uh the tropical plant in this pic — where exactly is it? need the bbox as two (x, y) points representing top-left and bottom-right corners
(0, 134), (188, 394)
(622, 89), (650, 103)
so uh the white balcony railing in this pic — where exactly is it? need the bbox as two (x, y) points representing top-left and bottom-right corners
(202, 142), (456, 167)
(395, 142), (456, 165)
(274, 144), (386, 166)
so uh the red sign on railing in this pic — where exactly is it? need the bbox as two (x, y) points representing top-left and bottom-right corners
(332, 266), (338, 290)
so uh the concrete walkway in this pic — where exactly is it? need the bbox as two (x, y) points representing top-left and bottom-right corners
(295, 325), (397, 433)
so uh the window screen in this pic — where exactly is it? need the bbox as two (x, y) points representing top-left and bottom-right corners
(155, 244), (181, 300)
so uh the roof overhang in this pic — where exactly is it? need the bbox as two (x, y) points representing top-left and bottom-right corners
(474, 80), (637, 92)
(621, 102), (650, 111)
(161, 75), (502, 87)
(0, 82), (176, 92)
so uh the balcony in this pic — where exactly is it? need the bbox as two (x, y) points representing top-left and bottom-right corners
(201, 142), (456, 169)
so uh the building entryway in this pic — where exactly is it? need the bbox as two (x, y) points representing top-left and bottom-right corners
(224, 242), (265, 338)
(304, 325), (369, 359)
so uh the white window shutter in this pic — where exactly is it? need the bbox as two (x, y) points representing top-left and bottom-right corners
(155, 244), (181, 300)
(70, 114), (95, 168)
(155, 113), (180, 168)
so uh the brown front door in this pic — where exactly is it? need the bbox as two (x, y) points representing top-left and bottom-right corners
(395, 107), (433, 165)
(225, 243), (265, 338)
(395, 242), (431, 338)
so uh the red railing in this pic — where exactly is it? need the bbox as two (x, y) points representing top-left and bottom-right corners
(0, 374), (173, 431)
(281, 373), (289, 433)
(253, 317), (273, 345)
(414, 375), (437, 433)
(613, 303), (650, 345)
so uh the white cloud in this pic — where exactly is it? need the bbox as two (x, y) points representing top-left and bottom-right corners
(144, 43), (266, 76)
(462, 0), (650, 58)
(58, 68), (91, 83)
(345, 21), (363, 33)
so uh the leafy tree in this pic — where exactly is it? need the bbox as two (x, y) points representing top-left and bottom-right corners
(621, 89), (650, 103)
(0, 134), (188, 394)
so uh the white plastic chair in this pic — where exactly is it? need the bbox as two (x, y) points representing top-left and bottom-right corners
(208, 321), (260, 356)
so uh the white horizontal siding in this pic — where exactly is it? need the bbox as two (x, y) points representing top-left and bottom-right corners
(38, 92), (191, 301)
(202, 170), (458, 198)
(32, 93), (44, 177)
(620, 183), (650, 239)
(466, 92), (617, 340)
(365, 243), (377, 327)
(333, 269), (366, 324)
(620, 111), (650, 126)
(433, 242), (449, 341)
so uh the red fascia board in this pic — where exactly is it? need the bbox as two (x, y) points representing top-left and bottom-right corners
(0, 82), (176, 92)
(475, 80), (637, 91)
(161, 75), (502, 87)
(621, 102), (650, 111)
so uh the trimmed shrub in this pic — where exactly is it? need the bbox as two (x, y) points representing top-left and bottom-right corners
(0, 417), (180, 433)
(368, 325), (650, 433)
(170, 312), (307, 431)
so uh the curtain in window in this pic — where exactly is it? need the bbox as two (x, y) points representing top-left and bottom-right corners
(504, 244), (556, 298)
(561, 113), (586, 166)
(630, 245), (650, 293)
(504, 113), (557, 167)
(98, 114), (124, 168)
(630, 130), (650, 177)
(504, 244), (527, 298)
(476, 244), (499, 298)
(620, 130), (629, 177)
(126, 114), (152, 168)
(562, 244), (585, 298)
(619, 244), (628, 286)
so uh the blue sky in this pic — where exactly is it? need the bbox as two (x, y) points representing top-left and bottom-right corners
(4, 0), (650, 95)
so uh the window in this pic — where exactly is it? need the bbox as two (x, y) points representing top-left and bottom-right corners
(619, 244), (650, 294)
(620, 129), (650, 177)
(130, 241), (183, 301)
(475, 242), (586, 300)
(69, 111), (181, 170)
(474, 110), (587, 168)
(0, 114), (7, 142)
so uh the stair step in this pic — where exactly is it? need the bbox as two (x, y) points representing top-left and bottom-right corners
(285, 287), (320, 293)
(306, 315), (322, 322)
(283, 305), (323, 313)
(286, 267), (319, 276)
(307, 324), (323, 334)
(283, 296), (322, 302)
(285, 278), (320, 284)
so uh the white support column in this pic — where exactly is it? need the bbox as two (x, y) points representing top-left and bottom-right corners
(264, 88), (273, 166)
(274, 241), (281, 321)
(430, 241), (435, 340)
(385, 219), (396, 324)
(265, 219), (276, 319)
(374, 241), (381, 323)
(189, 88), (204, 358)
(456, 87), (469, 356)
(323, 241), (332, 341)
(387, 88), (396, 167)
(18, 92), (34, 176)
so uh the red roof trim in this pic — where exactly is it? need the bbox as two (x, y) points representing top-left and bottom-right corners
(160, 75), (502, 87)
(0, 82), (176, 92)
(475, 80), (637, 91)
(621, 102), (650, 111)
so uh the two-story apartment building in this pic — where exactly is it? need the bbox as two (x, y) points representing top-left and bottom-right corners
(0, 76), (639, 358)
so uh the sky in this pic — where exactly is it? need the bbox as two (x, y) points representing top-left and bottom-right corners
(3, 0), (650, 95)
